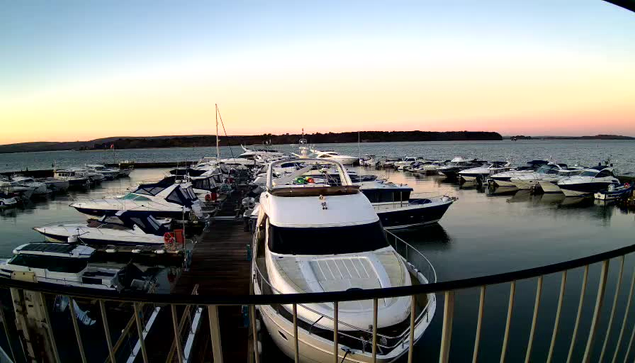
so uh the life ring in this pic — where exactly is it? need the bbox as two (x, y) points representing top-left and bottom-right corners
(205, 193), (212, 202)
(625, 183), (631, 189)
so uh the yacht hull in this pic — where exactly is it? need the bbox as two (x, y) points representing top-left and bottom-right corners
(375, 199), (452, 230)
(539, 181), (562, 193)
(73, 206), (188, 220)
(559, 182), (615, 197)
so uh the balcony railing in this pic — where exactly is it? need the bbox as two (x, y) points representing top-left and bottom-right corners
(1, 240), (635, 362)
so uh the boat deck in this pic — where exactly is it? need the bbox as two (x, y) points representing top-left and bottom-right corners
(173, 218), (252, 362)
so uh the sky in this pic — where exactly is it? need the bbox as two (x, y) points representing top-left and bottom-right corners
(1, 0), (634, 144)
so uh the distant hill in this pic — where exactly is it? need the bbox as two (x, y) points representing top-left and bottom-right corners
(0, 130), (503, 154)
(533, 134), (635, 140)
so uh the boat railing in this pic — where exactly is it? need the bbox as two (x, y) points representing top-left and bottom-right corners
(3, 241), (635, 362)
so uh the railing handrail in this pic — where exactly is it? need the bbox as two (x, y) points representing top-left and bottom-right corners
(2, 242), (635, 305)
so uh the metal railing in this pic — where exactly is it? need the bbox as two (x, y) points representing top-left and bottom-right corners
(2, 242), (635, 362)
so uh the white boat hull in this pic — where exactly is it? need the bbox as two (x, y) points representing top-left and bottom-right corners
(539, 181), (562, 193)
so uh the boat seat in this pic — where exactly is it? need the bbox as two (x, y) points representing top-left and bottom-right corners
(270, 186), (360, 197)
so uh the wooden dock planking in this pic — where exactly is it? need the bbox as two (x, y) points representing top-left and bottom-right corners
(173, 219), (252, 362)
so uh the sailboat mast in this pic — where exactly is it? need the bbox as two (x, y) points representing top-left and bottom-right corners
(215, 104), (220, 160)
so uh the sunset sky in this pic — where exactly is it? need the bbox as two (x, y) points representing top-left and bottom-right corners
(1, 1), (634, 144)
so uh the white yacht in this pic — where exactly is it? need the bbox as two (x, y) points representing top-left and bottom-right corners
(11, 176), (49, 196)
(510, 163), (581, 190)
(459, 161), (511, 182)
(34, 211), (172, 247)
(309, 148), (359, 165)
(252, 159), (436, 362)
(70, 182), (204, 220)
(239, 145), (285, 161)
(0, 243), (152, 291)
(558, 167), (621, 197)
(393, 157), (418, 170)
(0, 192), (18, 209)
(86, 164), (120, 180)
(0, 180), (35, 200)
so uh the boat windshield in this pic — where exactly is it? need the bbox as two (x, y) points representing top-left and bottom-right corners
(580, 170), (598, 177)
(122, 193), (151, 201)
(268, 222), (389, 255)
(9, 255), (88, 273)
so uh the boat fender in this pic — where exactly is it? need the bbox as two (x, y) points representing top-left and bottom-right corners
(68, 235), (79, 244)
(205, 193), (212, 202)
(164, 232), (176, 248)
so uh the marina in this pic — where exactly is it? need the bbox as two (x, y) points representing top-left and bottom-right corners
(0, 139), (633, 362)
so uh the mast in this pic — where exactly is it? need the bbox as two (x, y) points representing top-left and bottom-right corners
(215, 104), (220, 161)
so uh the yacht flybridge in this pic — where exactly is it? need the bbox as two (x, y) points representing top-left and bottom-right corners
(252, 159), (436, 362)
(70, 182), (203, 220)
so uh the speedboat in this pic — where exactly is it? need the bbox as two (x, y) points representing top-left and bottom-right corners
(53, 169), (91, 188)
(86, 164), (120, 180)
(358, 179), (454, 229)
(437, 157), (484, 180)
(0, 193), (18, 209)
(488, 160), (550, 187)
(252, 159), (436, 362)
(594, 183), (633, 201)
(510, 163), (581, 191)
(0, 180), (35, 200)
(0, 243), (154, 291)
(239, 145), (285, 161)
(11, 176), (49, 196)
(309, 148), (359, 165)
(558, 167), (621, 197)
(393, 157), (418, 171)
(34, 211), (173, 247)
(70, 182), (204, 220)
(459, 161), (511, 182)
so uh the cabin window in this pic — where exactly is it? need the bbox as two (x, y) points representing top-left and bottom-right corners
(268, 222), (389, 255)
(596, 170), (612, 178)
(581, 171), (598, 177)
(9, 255), (87, 273)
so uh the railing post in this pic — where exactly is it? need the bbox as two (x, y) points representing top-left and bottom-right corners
(500, 281), (516, 363)
(611, 266), (635, 363)
(250, 304), (260, 363)
(171, 304), (184, 363)
(567, 265), (590, 363)
(439, 291), (455, 363)
(99, 300), (116, 363)
(472, 286), (486, 363)
(208, 305), (224, 363)
(599, 256), (625, 362)
(333, 301), (339, 363)
(408, 295), (416, 363)
(582, 260), (610, 363)
(547, 270), (567, 363)
(133, 302), (149, 363)
(68, 296), (87, 363)
(39, 293), (60, 363)
(372, 297), (378, 363)
(293, 303), (300, 363)
(524, 276), (543, 363)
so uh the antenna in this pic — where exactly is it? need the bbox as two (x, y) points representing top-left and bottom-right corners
(215, 104), (220, 161)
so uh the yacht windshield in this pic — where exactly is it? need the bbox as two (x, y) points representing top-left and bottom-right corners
(268, 222), (389, 255)
(581, 170), (598, 177)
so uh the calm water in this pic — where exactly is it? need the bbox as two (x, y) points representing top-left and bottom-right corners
(1, 139), (635, 174)
(1, 140), (635, 361)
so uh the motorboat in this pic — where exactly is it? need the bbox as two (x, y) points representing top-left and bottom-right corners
(39, 177), (70, 193)
(437, 157), (484, 180)
(393, 157), (418, 171)
(118, 165), (134, 177)
(488, 160), (550, 187)
(594, 183), (633, 201)
(53, 169), (92, 188)
(11, 176), (49, 196)
(0, 180), (35, 200)
(86, 164), (120, 180)
(0, 193), (18, 209)
(0, 243), (154, 291)
(309, 148), (359, 165)
(459, 161), (511, 182)
(558, 167), (621, 197)
(359, 154), (377, 167)
(239, 145), (285, 161)
(358, 180), (454, 229)
(410, 161), (444, 175)
(510, 163), (582, 191)
(70, 182), (204, 220)
(34, 211), (173, 247)
(252, 159), (436, 362)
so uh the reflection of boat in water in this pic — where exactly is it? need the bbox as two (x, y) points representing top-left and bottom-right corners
(558, 196), (595, 208)
(537, 193), (566, 205)
(390, 223), (452, 245)
(486, 186), (519, 197)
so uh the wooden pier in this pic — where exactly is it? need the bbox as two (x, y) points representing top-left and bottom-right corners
(173, 218), (252, 362)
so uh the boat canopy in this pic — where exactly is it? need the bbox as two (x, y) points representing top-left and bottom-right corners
(114, 211), (170, 235)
